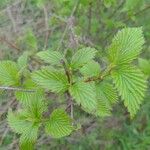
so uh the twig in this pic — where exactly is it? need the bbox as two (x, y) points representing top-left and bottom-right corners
(61, 60), (74, 119)
(88, 2), (92, 36)
(61, 60), (71, 83)
(0, 0), (22, 14)
(0, 37), (21, 51)
(7, 6), (17, 33)
(56, 0), (80, 51)
(66, 91), (74, 119)
(124, 5), (150, 22)
(108, 1), (124, 19)
(43, 5), (49, 49)
(0, 86), (35, 92)
(83, 65), (113, 83)
(103, 5), (150, 43)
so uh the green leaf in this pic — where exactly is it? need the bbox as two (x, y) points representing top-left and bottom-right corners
(7, 110), (40, 134)
(20, 136), (34, 150)
(19, 124), (39, 150)
(45, 109), (74, 138)
(138, 58), (150, 76)
(17, 91), (47, 120)
(111, 65), (147, 117)
(71, 47), (97, 69)
(80, 60), (101, 77)
(8, 110), (40, 149)
(95, 81), (118, 117)
(17, 51), (29, 69)
(69, 82), (97, 113)
(0, 61), (20, 86)
(18, 29), (37, 51)
(108, 27), (145, 65)
(32, 68), (68, 93)
(37, 50), (63, 65)
(97, 81), (118, 104)
(15, 79), (38, 105)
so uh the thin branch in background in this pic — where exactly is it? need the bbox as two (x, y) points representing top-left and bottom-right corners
(61, 59), (74, 119)
(7, 7), (17, 33)
(87, 2), (92, 36)
(0, 0), (22, 14)
(0, 36), (21, 51)
(124, 4), (150, 22)
(66, 91), (74, 119)
(0, 86), (35, 92)
(43, 5), (49, 49)
(108, 0), (125, 19)
(56, 0), (80, 51)
(103, 5), (150, 43)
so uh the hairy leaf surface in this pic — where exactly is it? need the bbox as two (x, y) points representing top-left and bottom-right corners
(70, 82), (97, 113)
(71, 47), (97, 69)
(0, 61), (19, 86)
(108, 28), (145, 65)
(45, 109), (74, 138)
(112, 65), (147, 117)
(37, 50), (63, 65)
(32, 68), (68, 93)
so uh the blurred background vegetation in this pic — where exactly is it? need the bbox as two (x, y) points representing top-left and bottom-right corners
(0, 0), (150, 149)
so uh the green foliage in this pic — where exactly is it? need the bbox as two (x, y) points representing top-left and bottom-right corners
(80, 60), (101, 78)
(112, 65), (147, 117)
(123, 0), (144, 12)
(70, 82), (97, 113)
(1, 26), (147, 148)
(138, 58), (150, 76)
(45, 109), (74, 138)
(108, 28), (145, 65)
(0, 61), (20, 86)
(70, 47), (97, 69)
(37, 50), (63, 65)
(18, 30), (38, 51)
(32, 68), (69, 93)
(7, 110), (40, 145)
(96, 81), (118, 117)
(17, 51), (29, 69)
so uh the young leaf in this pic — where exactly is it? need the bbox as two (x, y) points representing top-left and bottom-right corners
(0, 61), (20, 86)
(111, 65), (147, 117)
(8, 110), (40, 149)
(25, 91), (47, 120)
(7, 110), (39, 135)
(20, 136), (34, 150)
(15, 79), (39, 105)
(96, 99), (111, 117)
(95, 81), (118, 117)
(108, 27), (145, 65)
(96, 81), (118, 104)
(138, 58), (150, 76)
(32, 68), (68, 93)
(45, 109), (74, 138)
(19, 124), (39, 150)
(80, 60), (101, 78)
(69, 82), (97, 113)
(37, 50), (63, 65)
(17, 51), (29, 69)
(71, 47), (97, 69)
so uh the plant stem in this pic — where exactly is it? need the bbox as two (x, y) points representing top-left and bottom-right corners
(84, 64), (114, 83)
(0, 37), (21, 51)
(43, 5), (49, 49)
(56, 0), (80, 51)
(61, 60), (74, 119)
(0, 86), (35, 92)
